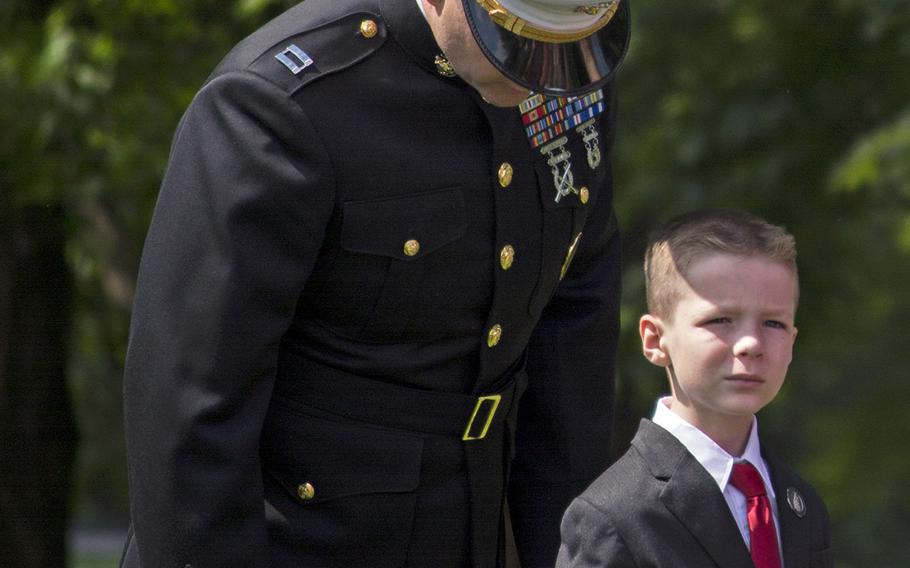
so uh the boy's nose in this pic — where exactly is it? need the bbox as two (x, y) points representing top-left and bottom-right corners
(733, 332), (762, 358)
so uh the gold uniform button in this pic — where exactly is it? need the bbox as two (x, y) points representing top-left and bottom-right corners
(403, 239), (420, 257)
(359, 19), (379, 38)
(487, 324), (503, 348)
(498, 162), (513, 188)
(500, 245), (515, 270)
(297, 482), (315, 501)
(579, 186), (590, 204)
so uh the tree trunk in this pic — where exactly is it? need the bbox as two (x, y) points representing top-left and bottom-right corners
(0, 204), (78, 568)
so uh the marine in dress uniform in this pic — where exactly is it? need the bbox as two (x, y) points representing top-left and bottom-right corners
(120, 1), (630, 567)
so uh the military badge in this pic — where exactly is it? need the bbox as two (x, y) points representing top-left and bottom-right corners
(434, 54), (457, 77)
(275, 44), (314, 75)
(540, 137), (576, 203)
(520, 90), (606, 202)
(519, 89), (606, 150)
(576, 118), (601, 169)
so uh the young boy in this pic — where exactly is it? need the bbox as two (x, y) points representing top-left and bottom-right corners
(556, 209), (832, 568)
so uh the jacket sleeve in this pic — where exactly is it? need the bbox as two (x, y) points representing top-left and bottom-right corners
(508, 87), (622, 566)
(556, 497), (637, 568)
(122, 70), (334, 567)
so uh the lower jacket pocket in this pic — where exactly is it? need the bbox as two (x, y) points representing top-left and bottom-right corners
(260, 400), (424, 567)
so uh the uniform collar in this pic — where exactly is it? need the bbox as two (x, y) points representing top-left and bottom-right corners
(652, 397), (776, 500)
(380, 0), (452, 78)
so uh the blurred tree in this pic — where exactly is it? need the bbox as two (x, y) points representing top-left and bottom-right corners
(2, 3), (78, 566)
(0, 0), (297, 560)
(0, 205), (77, 568)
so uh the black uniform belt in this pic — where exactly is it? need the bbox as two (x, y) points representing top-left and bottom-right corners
(274, 350), (524, 442)
(274, 351), (527, 568)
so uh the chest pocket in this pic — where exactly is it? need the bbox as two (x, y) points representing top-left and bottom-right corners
(527, 130), (607, 316)
(338, 186), (467, 341)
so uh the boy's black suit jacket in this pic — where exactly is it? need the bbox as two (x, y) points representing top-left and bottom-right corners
(557, 419), (833, 567)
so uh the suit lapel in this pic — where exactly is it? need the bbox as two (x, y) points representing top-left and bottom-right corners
(633, 420), (755, 568)
(767, 457), (812, 568)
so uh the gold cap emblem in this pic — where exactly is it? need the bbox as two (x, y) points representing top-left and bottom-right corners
(476, 0), (620, 43)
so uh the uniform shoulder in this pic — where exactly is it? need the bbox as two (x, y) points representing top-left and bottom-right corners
(210, 0), (387, 95)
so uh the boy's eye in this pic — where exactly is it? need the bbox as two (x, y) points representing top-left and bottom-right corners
(704, 317), (732, 325)
(764, 320), (788, 330)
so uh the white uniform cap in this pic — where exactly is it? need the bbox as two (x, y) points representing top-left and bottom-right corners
(496, 0), (620, 34)
(462, 0), (630, 95)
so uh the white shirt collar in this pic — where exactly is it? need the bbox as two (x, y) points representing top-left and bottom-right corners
(415, 0), (427, 19)
(651, 397), (776, 499)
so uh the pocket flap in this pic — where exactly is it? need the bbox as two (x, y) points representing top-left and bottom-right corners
(341, 187), (466, 260)
(261, 402), (423, 504)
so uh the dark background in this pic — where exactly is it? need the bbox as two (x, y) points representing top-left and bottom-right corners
(2, 1), (908, 566)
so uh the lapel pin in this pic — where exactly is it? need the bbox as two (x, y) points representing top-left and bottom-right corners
(786, 487), (807, 518)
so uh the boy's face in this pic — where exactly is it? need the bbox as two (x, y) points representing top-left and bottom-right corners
(640, 253), (798, 435)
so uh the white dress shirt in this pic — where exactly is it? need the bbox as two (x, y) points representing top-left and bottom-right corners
(652, 397), (784, 563)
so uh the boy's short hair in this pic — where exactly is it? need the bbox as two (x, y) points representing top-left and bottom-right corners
(644, 209), (798, 320)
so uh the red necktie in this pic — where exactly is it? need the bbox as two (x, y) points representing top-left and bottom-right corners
(730, 462), (782, 568)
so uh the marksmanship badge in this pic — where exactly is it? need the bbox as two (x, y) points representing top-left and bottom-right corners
(576, 118), (601, 169)
(540, 137), (575, 203)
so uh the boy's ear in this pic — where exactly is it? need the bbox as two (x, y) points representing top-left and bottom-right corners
(640, 314), (669, 367)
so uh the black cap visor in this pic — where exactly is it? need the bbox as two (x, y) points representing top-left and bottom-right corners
(462, 0), (631, 97)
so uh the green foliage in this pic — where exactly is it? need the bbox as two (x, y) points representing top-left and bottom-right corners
(1, 0), (297, 525)
(3, 1), (908, 565)
(73, 554), (118, 568)
(832, 109), (910, 198)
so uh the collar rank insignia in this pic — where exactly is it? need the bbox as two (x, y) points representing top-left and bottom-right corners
(275, 44), (314, 75)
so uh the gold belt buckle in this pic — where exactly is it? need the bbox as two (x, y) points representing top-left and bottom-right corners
(462, 394), (502, 441)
